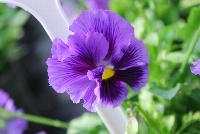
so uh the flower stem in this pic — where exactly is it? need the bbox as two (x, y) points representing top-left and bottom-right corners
(171, 26), (200, 86)
(0, 108), (69, 129)
(135, 105), (161, 134)
(179, 26), (200, 73)
(175, 120), (197, 134)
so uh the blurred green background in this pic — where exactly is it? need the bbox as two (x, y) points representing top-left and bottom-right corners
(0, 4), (29, 71)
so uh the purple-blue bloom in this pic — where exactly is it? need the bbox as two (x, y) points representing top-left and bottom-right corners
(85, 0), (109, 10)
(191, 59), (200, 75)
(47, 10), (149, 112)
(0, 89), (28, 134)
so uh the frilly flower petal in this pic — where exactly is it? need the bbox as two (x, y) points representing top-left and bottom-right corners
(70, 10), (134, 59)
(68, 32), (109, 65)
(113, 38), (149, 70)
(47, 57), (93, 93)
(51, 38), (70, 61)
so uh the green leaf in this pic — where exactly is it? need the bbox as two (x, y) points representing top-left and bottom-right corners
(179, 26), (200, 73)
(164, 52), (185, 64)
(183, 112), (200, 125)
(149, 83), (181, 100)
(67, 113), (109, 134)
(136, 105), (164, 134)
(180, 0), (200, 9)
(176, 121), (200, 134)
(9, 10), (29, 27)
(182, 7), (200, 50)
(137, 116), (148, 134)
(0, 4), (29, 71)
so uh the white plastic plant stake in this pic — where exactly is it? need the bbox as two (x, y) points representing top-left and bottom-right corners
(0, 0), (128, 133)
(96, 106), (128, 134)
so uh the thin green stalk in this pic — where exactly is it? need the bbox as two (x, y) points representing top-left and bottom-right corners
(179, 26), (200, 73)
(171, 26), (200, 86)
(175, 120), (198, 134)
(0, 108), (69, 129)
(135, 105), (161, 134)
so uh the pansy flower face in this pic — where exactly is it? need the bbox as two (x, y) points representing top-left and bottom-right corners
(0, 89), (28, 134)
(47, 10), (149, 112)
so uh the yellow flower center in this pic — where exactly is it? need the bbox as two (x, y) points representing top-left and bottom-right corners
(102, 67), (115, 80)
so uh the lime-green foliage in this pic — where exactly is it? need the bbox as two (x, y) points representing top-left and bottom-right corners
(68, 0), (200, 134)
(110, 0), (200, 134)
(0, 4), (29, 72)
(67, 113), (109, 134)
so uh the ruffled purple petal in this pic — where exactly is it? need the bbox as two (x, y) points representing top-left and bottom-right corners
(0, 89), (15, 111)
(68, 32), (109, 65)
(62, 76), (98, 112)
(47, 59), (96, 111)
(51, 38), (70, 61)
(3, 99), (15, 112)
(82, 83), (97, 112)
(66, 76), (95, 103)
(113, 38), (149, 70)
(47, 57), (93, 93)
(115, 65), (149, 91)
(69, 10), (134, 59)
(47, 32), (109, 94)
(95, 78), (128, 107)
(191, 59), (200, 75)
(87, 66), (104, 80)
(82, 66), (105, 111)
(85, 0), (109, 10)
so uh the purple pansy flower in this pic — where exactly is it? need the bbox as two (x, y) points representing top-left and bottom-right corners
(191, 59), (200, 75)
(0, 89), (28, 134)
(85, 0), (109, 10)
(47, 10), (149, 112)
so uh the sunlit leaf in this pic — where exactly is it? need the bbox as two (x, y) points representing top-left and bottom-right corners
(136, 105), (165, 134)
(180, 0), (200, 9)
(183, 7), (200, 50)
(67, 113), (108, 134)
(149, 83), (181, 100)
(10, 10), (29, 27)
(164, 52), (185, 64)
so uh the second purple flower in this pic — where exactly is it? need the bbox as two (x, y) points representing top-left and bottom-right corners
(47, 10), (149, 112)
(0, 89), (28, 134)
